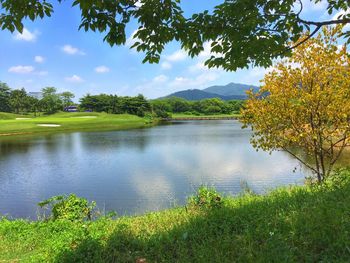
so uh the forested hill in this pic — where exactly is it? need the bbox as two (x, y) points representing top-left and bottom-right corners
(204, 83), (259, 96)
(162, 89), (247, 101)
(161, 83), (259, 101)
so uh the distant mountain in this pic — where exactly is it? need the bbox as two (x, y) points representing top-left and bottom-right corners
(160, 82), (260, 101)
(162, 89), (246, 101)
(204, 82), (259, 96)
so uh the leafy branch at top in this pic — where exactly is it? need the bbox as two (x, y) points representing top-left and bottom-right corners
(1, 0), (349, 71)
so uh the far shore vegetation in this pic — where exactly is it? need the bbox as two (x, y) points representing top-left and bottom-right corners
(0, 85), (244, 136)
(0, 83), (244, 120)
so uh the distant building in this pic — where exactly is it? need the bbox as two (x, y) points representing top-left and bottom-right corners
(64, 106), (78, 112)
(28, 92), (43, 100)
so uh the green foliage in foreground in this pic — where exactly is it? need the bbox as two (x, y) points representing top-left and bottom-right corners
(38, 195), (97, 222)
(1, 0), (349, 71)
(0, 112), (151, 136)
(1, 169), (350, 262)
(188, 186), (224, 210)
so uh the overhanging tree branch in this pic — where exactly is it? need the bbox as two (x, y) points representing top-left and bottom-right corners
(298, 18), (350, 27)
(283, 148), (319, 175)
(286, 25), (322, 52)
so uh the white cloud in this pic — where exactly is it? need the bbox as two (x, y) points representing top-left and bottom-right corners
(35, 71), (48, 76)
(169, 72), (220, 88)
(165, 50), (187, 62)
(34, 56), (45, 63)
(170, 76), (189, 87)
(65, 75), (84, 83)
(161, 61), (172, 70)
(134, 1), (143, 8)
(161, 42), (217, 71)
(7, 65), (50, 76)
(61, 45), (86, 55)
(198, 41), (224, 59)
(235, 67), (272, 85)
(153, 74), (168, 83)
(95, 65), (110, 73)
(199, 41), (213, 58)
(187, 41), (225, 74)
(126, 70), (223, 99)
(293, 1), (327, 13)
(126, 30), (139, 48)
(14, 28), (38, 42)
(8, 65), (35, 74)
(188, 62), (207, 72)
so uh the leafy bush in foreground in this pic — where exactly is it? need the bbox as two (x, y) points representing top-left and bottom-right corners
(188, 186), (224, 209)
(38, 194), (96, 221)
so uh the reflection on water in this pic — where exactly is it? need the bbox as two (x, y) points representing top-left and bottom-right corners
(0, 120), (307, 219)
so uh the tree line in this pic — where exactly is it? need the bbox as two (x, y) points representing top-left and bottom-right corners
(0, 83), (244, 118)
(151, 97), (243, 118)
(80, 94), (244, 117)
(79, 94), (151, 117)
(0, 84), (74, 116)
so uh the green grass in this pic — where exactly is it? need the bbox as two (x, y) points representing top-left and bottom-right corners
(0, 112), (33, 120)
(1, 169), (349, 262)
(0, 112), (153, 136)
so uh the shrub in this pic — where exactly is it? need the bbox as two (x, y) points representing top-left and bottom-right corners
(38, 194), (96, 221)
(188, 186), (223, 209)
(153, 109), (171, 118)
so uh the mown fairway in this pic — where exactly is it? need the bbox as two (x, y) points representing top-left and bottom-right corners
(0, 112), (150, 136)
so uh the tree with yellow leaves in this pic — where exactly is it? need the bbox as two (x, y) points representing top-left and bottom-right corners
(241, 26), (350, 183)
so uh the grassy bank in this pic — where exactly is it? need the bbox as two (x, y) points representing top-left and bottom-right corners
(0, 112), (153, 137)
(1, 169), (349, 262)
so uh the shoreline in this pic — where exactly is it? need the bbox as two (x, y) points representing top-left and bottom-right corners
(1, 169), (349, 262)
(164, 113), (241, 121)
(0, 112), (241, 138)
(165, 116), (239, 120)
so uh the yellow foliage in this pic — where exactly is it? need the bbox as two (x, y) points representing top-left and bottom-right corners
(241, 26), (350, 182)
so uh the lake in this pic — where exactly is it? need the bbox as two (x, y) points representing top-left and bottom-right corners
(0, 120), (306, 219)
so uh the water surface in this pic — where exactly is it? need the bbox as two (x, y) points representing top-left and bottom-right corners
(0, 120), (306, 219)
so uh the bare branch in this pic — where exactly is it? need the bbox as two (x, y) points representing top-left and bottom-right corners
(287, 25), (321, 51)
(299, 18), (350, 27)
(283, 148), (319, 175)
(296, 0), (303, 17)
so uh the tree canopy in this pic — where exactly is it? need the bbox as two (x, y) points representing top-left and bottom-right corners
(0, 82), (11, 112)
(1, 0), (349, 70)
(241, 26), (350, 182)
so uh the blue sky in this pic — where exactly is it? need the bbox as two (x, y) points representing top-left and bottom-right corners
(0, 0), (337, 99)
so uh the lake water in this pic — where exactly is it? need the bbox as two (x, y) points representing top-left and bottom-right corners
(0, 120), (306, 219)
